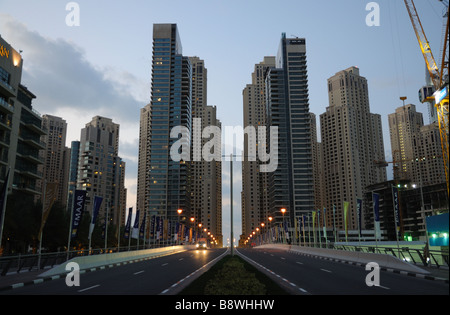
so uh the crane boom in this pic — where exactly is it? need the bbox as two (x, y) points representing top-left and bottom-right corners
(404, 0), (449, 195)
(404, 0), (441, 93)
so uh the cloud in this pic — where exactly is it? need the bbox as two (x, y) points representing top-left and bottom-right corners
(0, 14), (143, 125)
(0, 14), (143, 208)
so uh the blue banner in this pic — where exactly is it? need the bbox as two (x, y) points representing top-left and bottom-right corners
(71, 190), (87, 239)
(139, 212), (147, 240)
(89, 196), (103, 239)
(124, 207), (132, 239)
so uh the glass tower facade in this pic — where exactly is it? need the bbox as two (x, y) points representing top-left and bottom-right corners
(266, 33), (314, 224)
(146, 24), (192, 223)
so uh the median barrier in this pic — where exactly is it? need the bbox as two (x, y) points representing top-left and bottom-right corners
(39, 245), (194, 278)
(255, 244), (430, 274)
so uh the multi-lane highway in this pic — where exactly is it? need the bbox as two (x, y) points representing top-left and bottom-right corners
(236, 248), (449, 295)
(1, 247), (447, 295)
(0, 248), (228, 295)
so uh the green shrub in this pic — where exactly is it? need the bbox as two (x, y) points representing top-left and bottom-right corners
(204, 256), (266, 295)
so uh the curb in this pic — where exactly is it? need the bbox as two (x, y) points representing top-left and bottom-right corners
(0, 250), (184, 292)
(287, 250), (449, 283)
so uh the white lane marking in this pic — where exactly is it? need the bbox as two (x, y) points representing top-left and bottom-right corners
(236, 249), (309, 295)
(78, 284), (100, 293)
(160, 249), (230, 294)
(162, 263), (168, 266)
(133, 270), (145, 275)
(320, 268), (332, 273)
(296, 261), (303, 265)
(281, 257), (286, 260)
(179, 258), (184, 261)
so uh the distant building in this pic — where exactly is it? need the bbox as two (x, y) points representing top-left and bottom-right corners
(241, 56), (275, 239)
(77, 116), (126, 228)
(389, 104), (446, 186)
(39, 115), (70, 205)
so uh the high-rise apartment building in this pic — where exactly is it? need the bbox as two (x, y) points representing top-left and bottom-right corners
(188, 57), (222, 246)
(77, 116), (126, 227)
(265, 34), (314, 225)
(389, 104), (446, 186)
(0, 35), (46, 200)
(320, 66), (386, 231)
(388, 104), (424, 181)
(40, 115), (70, 205)
(241, 56), (275, 239)
(137, 24), (192, 233)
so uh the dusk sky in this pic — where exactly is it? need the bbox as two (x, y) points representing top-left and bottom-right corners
(0, 0), (446, 245)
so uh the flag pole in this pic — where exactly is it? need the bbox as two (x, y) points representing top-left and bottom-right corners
(0, 167), (11, 252)
(38, 180), (46, 270)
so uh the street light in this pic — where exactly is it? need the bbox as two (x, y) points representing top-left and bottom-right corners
(281, 208), (287, 244)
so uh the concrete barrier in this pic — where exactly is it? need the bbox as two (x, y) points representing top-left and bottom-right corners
(255, 244), (430, 274)
(39, 245), (194, 278)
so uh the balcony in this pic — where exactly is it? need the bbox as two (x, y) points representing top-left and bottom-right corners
(0, 97), (14, 114)
(0, 79), (16, 98)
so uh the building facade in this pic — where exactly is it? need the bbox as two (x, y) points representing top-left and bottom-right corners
(137, 24), (192, 238)
(320, 66), (386, 231)
(0, 35), (46, 200)
(241, 56), (275, 239)
(265, 34), (314, 226)
(77, 116), (126, 228)
(39, 115), (70, 205)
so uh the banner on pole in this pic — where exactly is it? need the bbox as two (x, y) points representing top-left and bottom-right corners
(124, 207), (132, 239)
(356, 198), (362, 239)
(89, 196), (103, 240)
(373, 193), (381, 240)
(39, 182), (58, 241)
(343, 201), (349, 242)
(71, 190), (87, 239)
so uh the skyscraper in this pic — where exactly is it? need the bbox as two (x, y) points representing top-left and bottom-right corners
(40, 115), (70, 205)
(265, 34), (314, 225)
(389, 104), (446, 186)
(241, 56), (275, 239)
(77, 116), (126, 227)
(137, 24), (192, 234)
(388, 104), (424, 181)
(189, 56), (222, 246)
(320, 66), (386, 232)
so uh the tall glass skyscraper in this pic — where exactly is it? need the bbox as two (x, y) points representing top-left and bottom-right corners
(138, 24), (192, 226)
(266, 33), (314, 225)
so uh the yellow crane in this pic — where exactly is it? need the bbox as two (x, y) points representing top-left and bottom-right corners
(404, 0), (449, 195)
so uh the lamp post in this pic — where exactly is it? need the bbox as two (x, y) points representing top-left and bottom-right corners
(268, 216), (273, 243)
(177, 209), (182, 245)
(281, 208), (286, 244)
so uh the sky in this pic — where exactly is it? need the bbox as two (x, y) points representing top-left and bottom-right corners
(0, 0), (447, 246)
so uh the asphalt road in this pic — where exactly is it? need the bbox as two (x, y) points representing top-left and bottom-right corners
(0, 248), (228, 295)
(236, 248), (449, 295)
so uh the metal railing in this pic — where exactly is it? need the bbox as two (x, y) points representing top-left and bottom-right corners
(0, 243), (175, 277)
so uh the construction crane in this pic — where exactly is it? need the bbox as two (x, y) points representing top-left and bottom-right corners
(404, 0), (449, 195)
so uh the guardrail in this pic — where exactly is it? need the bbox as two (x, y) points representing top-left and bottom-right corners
(249, 240), (449, 269)
(0, 244), (183, 277)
